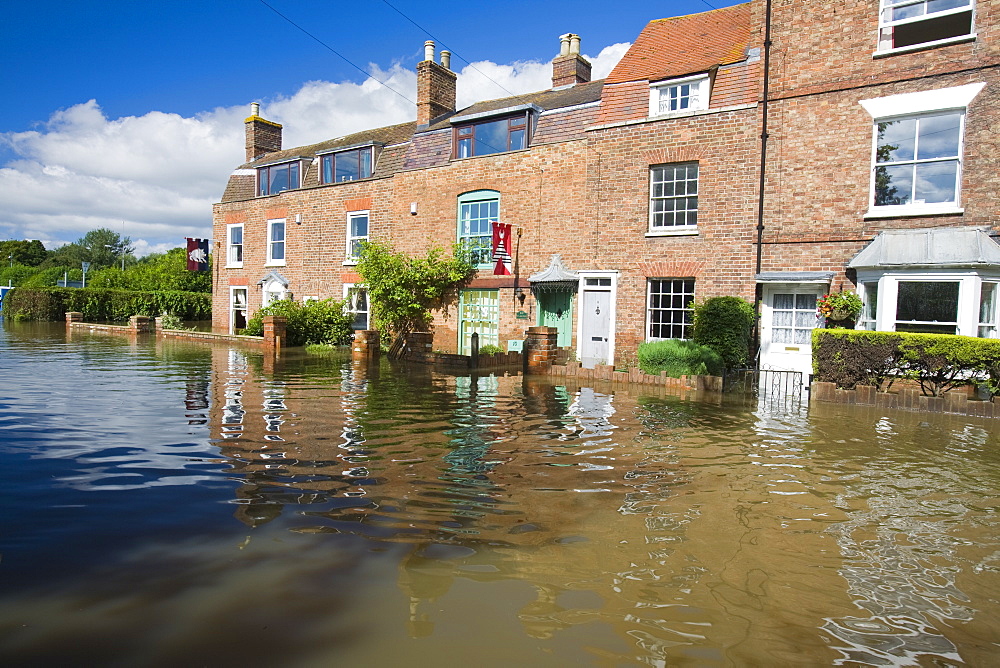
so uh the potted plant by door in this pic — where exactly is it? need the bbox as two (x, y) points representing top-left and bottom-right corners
(817, 291), (863, 327)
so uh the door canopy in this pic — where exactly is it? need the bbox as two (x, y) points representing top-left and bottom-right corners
(529, 254), (579, 294)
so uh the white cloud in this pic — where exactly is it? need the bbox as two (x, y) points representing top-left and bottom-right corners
(0, 45), (628, 255)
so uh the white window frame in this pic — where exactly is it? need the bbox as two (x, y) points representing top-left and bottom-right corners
(343, 284), (370, 331)
(861, 83), (984, 219)
(345, 210), (369, 265)
(857, 269), (1000, 337)
(226, 223), (243, 268)
(645, 278), (696, 341)
(266, 219), (286, 267)
(649, 74), (710, 117)
(648, 162), (699, 236)
(876, 0), (975, 56)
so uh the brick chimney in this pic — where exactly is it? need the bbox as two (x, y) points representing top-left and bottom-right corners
(552, 33), (591, 88)
(245, 102), (282, 163)
(416, 41), (457, 127)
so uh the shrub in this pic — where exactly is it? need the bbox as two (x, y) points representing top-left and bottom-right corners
(478, 343), (504, 355)
(691, 296), (755, 370)
(813, 329), (903, 390)
(637, 339), (724, 378)
(814, 329), (1000, 396)
(243, 298), (353, 347)
(2, 287), (210, 322)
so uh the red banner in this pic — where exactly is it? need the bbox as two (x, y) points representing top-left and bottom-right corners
(491, 222), (512, 275)
(186, 238), (209, 271)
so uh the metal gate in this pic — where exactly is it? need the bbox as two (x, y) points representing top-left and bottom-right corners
(724, 368), (807, 412)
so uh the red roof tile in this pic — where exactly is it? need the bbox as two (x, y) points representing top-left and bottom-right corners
(606, 3), (752, 85)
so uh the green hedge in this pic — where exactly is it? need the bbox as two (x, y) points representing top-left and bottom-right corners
(2, 287), (211, 322)
(813, 329), (1000, 396)
(637, 339), (724, 378)
(692, 296), (755, 370)
(243, 298), (353, 347)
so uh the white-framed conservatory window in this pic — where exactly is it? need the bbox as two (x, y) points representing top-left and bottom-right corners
(649, 75), (710, 116)
(858, 271), (1000, 337)
(877, 0), (974, 54)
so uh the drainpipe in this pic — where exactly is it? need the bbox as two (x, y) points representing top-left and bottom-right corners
(753, 0), (774, 356)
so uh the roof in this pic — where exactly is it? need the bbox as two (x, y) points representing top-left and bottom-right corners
(848, 227), (1000, 269)
(425, 80), (604, 131)
(606, 3), (752, 85)
(243, 121), (416, 168)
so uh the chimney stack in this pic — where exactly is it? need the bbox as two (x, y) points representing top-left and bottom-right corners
(551, 33), (591, 88)
(245, 102), (282, 163)
(416, 40), (457, 127)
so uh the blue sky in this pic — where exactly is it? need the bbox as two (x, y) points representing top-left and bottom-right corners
(0, 0), (736, 255)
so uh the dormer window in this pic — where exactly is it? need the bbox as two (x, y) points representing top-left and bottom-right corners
(257, 161), (301, 196)
(877, 0), (974, 53)
(320, 146), (373, 183)
(649, 75), (710, 116)
(452, 110), (531, 159)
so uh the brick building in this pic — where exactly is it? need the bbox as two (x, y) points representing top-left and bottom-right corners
(212, 0), (999, 373)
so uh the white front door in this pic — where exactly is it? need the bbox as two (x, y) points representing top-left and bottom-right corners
(760, 284), (825, 375)
(578, 274), (616, 368)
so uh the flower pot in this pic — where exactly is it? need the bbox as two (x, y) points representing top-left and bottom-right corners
(829, 307), (853, 321)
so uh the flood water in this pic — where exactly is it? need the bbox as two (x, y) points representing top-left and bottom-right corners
(2, 320), (1000, 667)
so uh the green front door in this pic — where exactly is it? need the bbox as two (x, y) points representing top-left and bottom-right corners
(537, 291), (573, 347)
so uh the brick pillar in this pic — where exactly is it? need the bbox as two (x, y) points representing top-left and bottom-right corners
(352, 330), (381, 361)
(263, 316), (287, 351)
(129, 315), (153, 333)
(404, 332), (434, 361)
(524, 326), (558, 372)
(65, 312), (83, 325)
(154, 316), (165, 333)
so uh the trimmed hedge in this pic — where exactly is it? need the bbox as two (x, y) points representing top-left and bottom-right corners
(692, 296), (755, 370)
(637, 339), (724, 378)
(813, 329), (1000, 396)
(2, 287), (211, 322)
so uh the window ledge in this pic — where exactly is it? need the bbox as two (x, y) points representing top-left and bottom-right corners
(342, 260), (359, 266)
(264, 261), (287, 267)
(646, 107), (708, 121)
(646, 227), (699, 237)
(225, 263), (244, 270)
(864, 205), (963, 219)
(873, 33), (976, 58)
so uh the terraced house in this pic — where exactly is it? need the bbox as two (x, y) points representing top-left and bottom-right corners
(212, 0), (1000, 373)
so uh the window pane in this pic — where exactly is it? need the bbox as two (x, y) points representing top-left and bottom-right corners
(360, 148), (372, 178)
(650, 162), (698, 228)
(878, 118), (916, 162)
(321, 155), (334, 183)
(646, 278), (694, 339)
(271, 222), (285, 243)
(896, 281), (959, 322)
(914, 161), (958, 203)
(475, 119), (508, 156)
(916, 113), (961, 159)
(351, 214), (368, 238)
(876, 164), (913, 205)
(773, 293), (794, 309)
(231, 226), (242, 244)
(336, 150), (360, 182)
(510, 128), (525, 151)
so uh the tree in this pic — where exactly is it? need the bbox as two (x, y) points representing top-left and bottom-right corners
(88, 247), (211, 293)
(0, 240), (47, 267)
(355, 241), (475, 357)
(43, 228), (135, 271)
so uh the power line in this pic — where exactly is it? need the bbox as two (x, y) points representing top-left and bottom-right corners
(256, 0), (414, 105)
(380, 0), (518, 98)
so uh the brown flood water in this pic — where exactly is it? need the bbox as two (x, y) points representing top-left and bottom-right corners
(1, 320), (999, 666)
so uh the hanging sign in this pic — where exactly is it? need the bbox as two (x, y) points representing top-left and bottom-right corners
(491, 222), (512, 276)
(186, 238), (210, 271)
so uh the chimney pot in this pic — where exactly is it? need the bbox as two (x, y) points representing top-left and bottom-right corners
(559, 33), (571, 57)
(569, 34), (581, 55)
(423, 40), (435, 62)
(250, 102), (260, 117)
(440, 50), (451, 70)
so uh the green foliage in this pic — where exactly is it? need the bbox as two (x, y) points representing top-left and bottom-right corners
(817, 291), (864, 321)
(0, 264), (40, 286)
(40, 228), (135, 271)
(355, 241), (475, 348)
(813, 329), (903, 391)
(691, 296), (755, 369)
(21, 266), (80, 287)
(637, 339), (724, 378)
(0, 240), (47, 267)
(813, 329), (1000, 396)
(158, 313), (188, 330)
(88, 247), (211, 293)
(478, 343), (504, 355)
(243, 298), (354, 347)
(2, 287), (210, 322)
